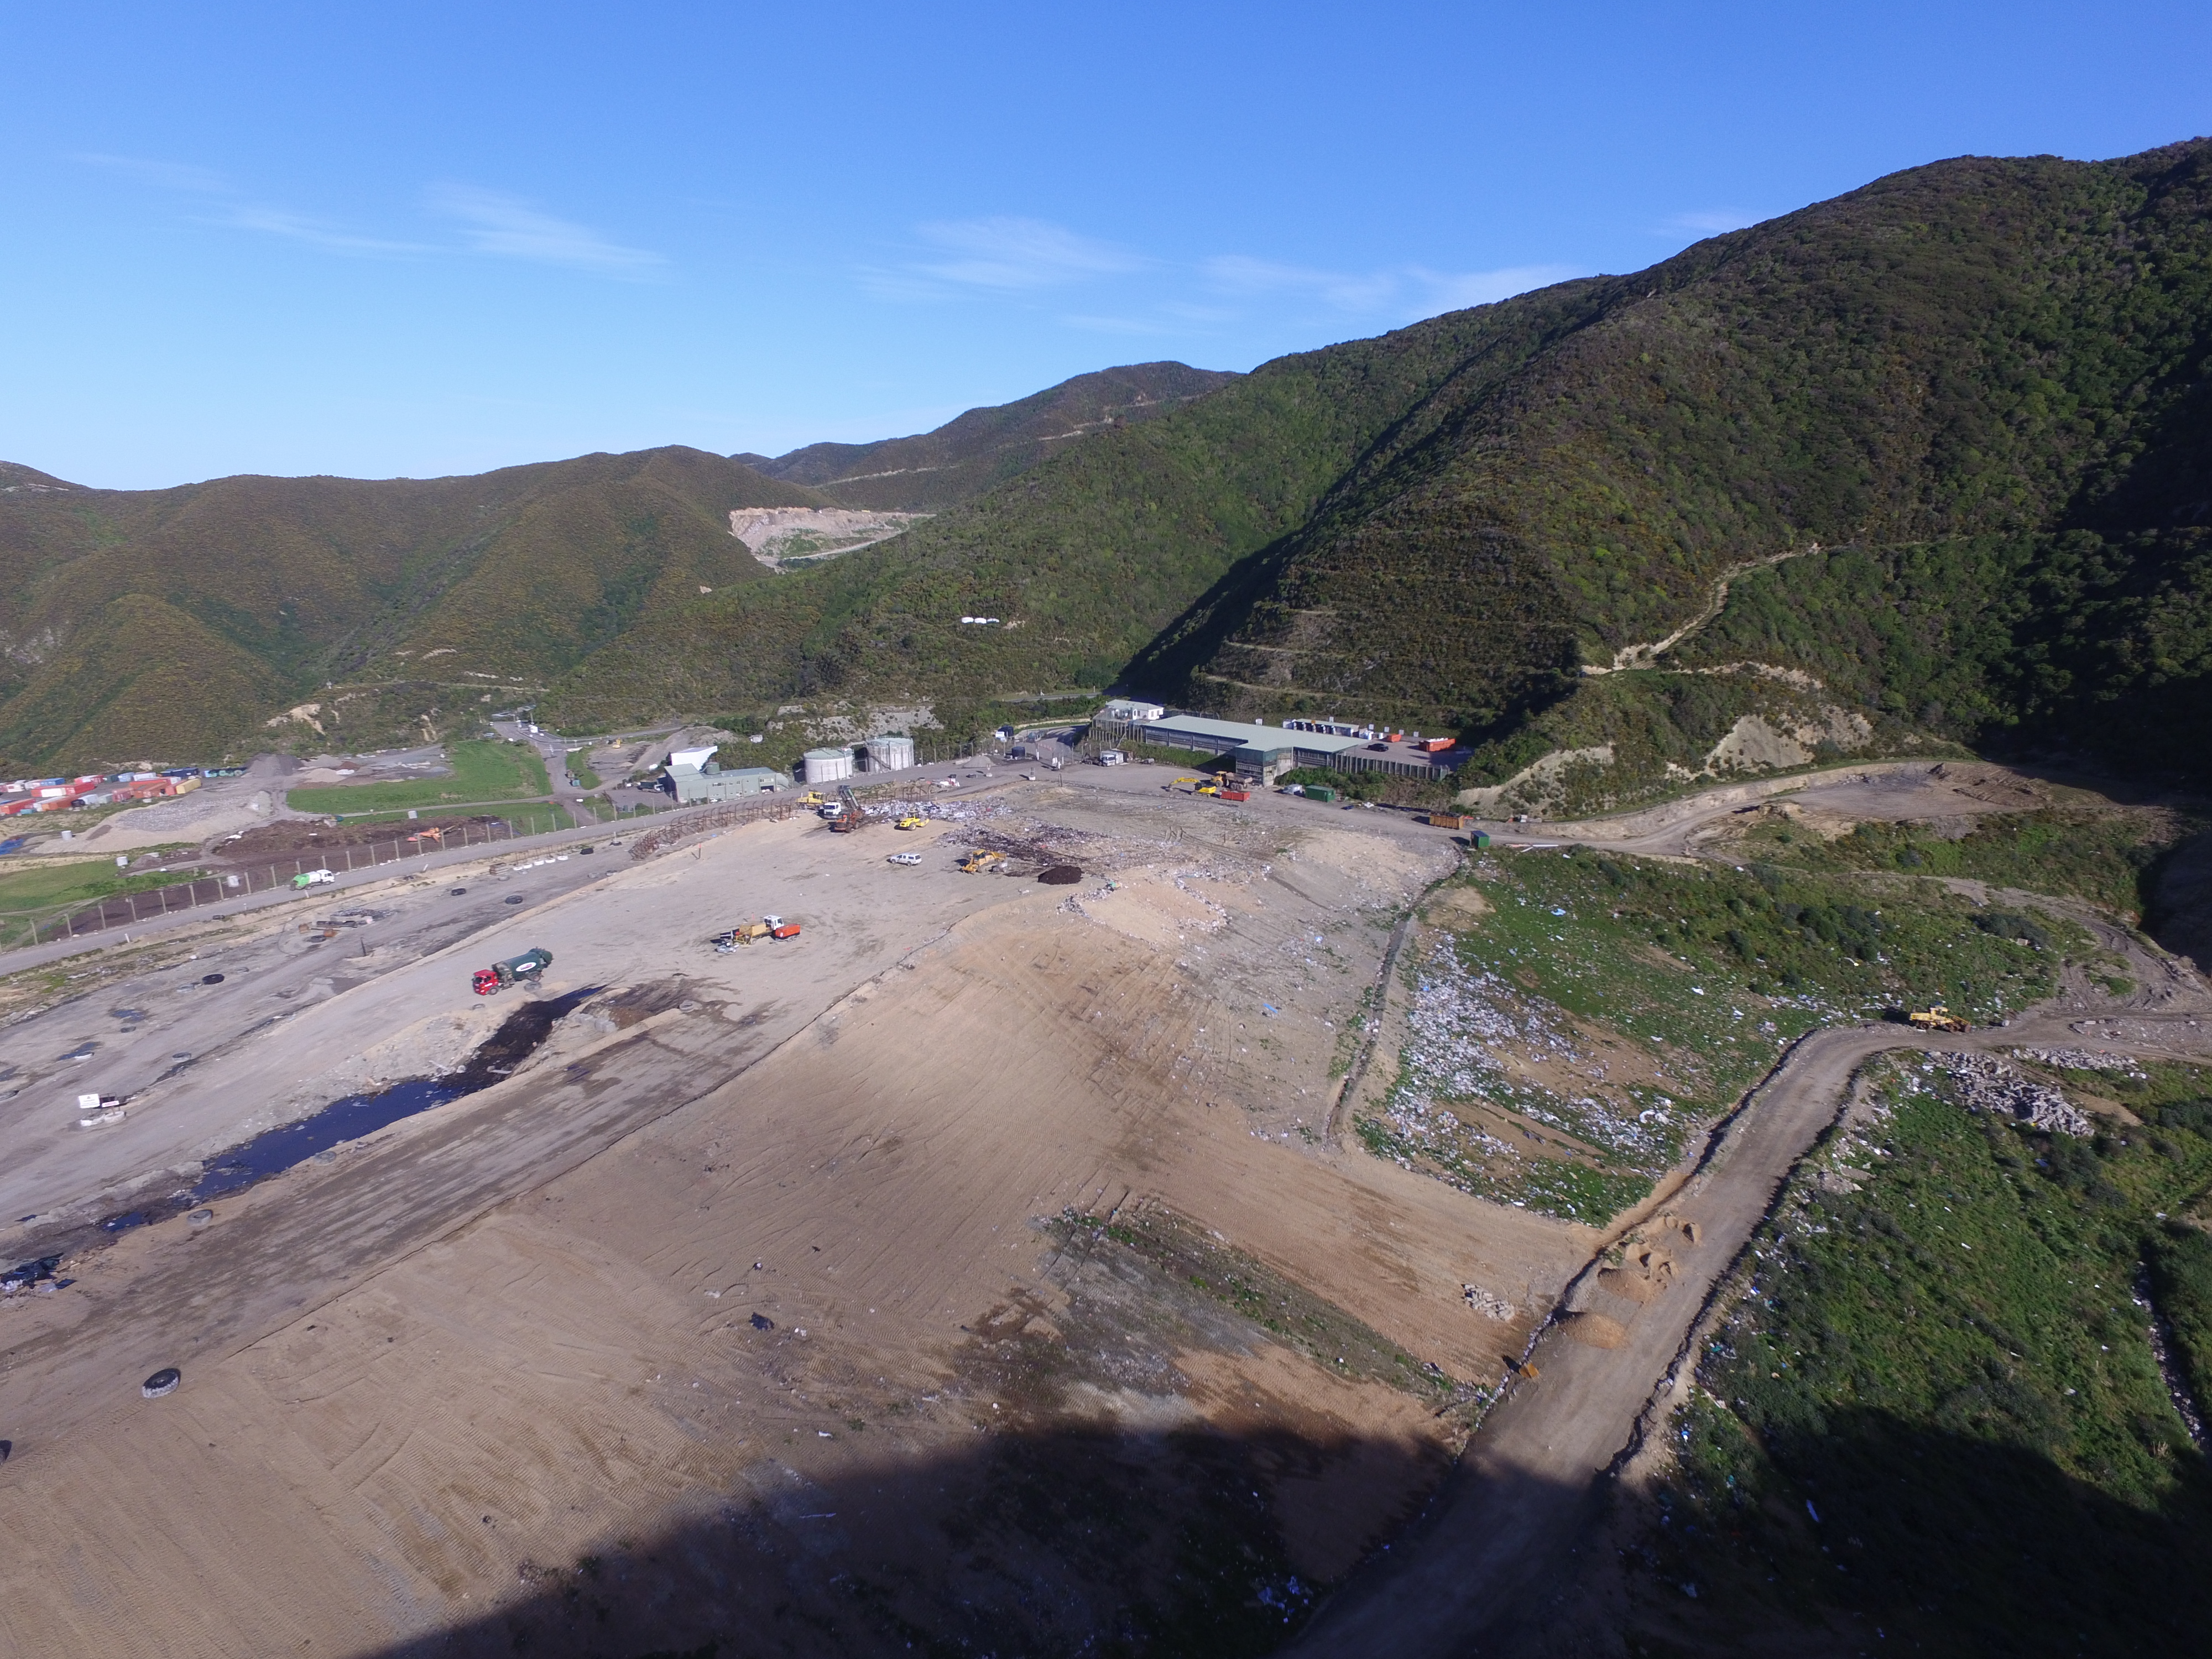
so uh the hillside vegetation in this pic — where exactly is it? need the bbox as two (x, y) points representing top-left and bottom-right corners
(735, 361), (1239, 511)
(7, 140), (2208, 797)
(0, 447), (823, 766)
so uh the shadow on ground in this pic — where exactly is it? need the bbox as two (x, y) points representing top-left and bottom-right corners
(369, 1419), (1441, 1659)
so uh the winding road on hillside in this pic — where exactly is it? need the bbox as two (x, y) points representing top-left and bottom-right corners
(1297, 766), (2212, 1657)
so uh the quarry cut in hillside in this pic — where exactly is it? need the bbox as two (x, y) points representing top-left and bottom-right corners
(728, 505), (926, 570)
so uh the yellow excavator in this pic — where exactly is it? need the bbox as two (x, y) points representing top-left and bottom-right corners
(1908, 1004), (1970, 1032)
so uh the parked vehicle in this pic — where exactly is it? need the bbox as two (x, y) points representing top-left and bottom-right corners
(291, 868), (336, 889)
(887, 851), (922, 866)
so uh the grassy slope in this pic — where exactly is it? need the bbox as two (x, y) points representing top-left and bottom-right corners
(0, 448), (820, 770)
(537, 294), (1601, 729)
(1370, 847), (2079, 1223)
(1724, 806), (2208, 924)
(284, 738), (549, 814)
(548, 140), (2212, 799)
(1163, 142), (2212, 751)
(743, 361), (1243, 512)
(1635, 1056), (2212, 1656)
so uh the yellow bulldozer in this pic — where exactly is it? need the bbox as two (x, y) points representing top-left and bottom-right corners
(959, 850), (1006, 874)
(895, 815), (927, 831)
(1908, 1004), (1970, 1032)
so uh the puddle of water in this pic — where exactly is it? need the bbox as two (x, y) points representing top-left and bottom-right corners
(190, 1077), (464, 1200)
(183, 987), (601, 1206)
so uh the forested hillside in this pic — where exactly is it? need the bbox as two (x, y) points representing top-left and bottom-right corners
(6, 139), (2207, 791)
(546, 138), (2211, 805)
(0, 447), (823, 764)
(735, 361), (1239, 511)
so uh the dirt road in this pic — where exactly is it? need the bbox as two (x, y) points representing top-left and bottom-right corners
(1292, 1001), (2212, 1657)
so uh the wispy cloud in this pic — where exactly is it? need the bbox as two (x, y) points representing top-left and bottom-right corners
(1203, 255), (1581, 319)
(864, 212), (1582, 334)
(77, 152), (426, 257)
(910, 217), (1148, 291)
(426, 185), (665, 276)
(1667, 208), (1757, 235)
(215, 205), (428, 256)
(76, 154), (664, 275)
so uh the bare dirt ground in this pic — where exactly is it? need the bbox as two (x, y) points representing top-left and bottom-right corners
(0, 775), (1589, 1656)
(6, 756), (2202, 1657)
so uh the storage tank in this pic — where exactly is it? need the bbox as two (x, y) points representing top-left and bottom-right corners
(862, 735), (916, 773)
(801, 747), (855, 784)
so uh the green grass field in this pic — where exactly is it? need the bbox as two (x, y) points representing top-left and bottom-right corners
(0, 856), (217, 948)
(1637, 1054), (2212, 1651)
(285, 740), (550, 816)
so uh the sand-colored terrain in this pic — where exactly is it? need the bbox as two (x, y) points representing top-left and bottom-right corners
(0, 778), (1589, 1655)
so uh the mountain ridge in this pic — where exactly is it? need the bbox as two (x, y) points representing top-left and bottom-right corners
(734, 361), (1241, 511)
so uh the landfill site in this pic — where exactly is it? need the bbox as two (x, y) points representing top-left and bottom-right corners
(1, 748), (2206, 1657)
(0, 759), (1596, 1657)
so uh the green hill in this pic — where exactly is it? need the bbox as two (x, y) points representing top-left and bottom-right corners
(542, 139), (2210, 806)
(9, 140), (2208, 795)
(735, 361), (1241, 512)
(0, 447), (823, 767)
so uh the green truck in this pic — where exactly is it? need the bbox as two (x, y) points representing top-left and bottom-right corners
(472, 947), (552, 996)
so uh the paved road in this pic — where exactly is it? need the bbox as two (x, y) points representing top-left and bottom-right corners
(1291, 1004), (2212, 1657)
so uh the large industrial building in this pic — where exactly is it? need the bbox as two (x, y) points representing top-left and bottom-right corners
(665, 758), (787, 805)
(1091, 704), (1465, 783)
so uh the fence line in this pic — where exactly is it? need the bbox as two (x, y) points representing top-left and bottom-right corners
(11, 816), (544, 950)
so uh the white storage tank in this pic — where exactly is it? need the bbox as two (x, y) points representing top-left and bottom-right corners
(801, 747), (855, 784)
(861, 735), (916, 773)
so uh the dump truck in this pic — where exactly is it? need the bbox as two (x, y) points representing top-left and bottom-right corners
(960, 850), (1006, 874)
(472, 947), (552, 995)
(1908, 1005), (1970, 1032)
(1427, 812), (1471, 830)
(714, 921), (773, 951)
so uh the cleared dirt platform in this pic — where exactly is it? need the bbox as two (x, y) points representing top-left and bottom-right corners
(0, 779), (1588, 1656)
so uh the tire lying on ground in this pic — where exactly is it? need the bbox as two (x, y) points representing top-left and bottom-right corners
(141, 1368), (181, 1399)
(1037, 865), (1083, 885)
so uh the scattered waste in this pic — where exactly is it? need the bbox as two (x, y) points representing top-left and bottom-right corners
(1037, 865), (1083, 884)
(1930, 1052), (2091, 1136)
(750, 1312), (775, 1330)
(141, 1368), (181, 1399)
(1, 1256), (60, 1292)
(187, 1209), (213, 1228)
(503, 894), (525, 905)
(201, 973), (225, 985)
(450, 888), (467, 895)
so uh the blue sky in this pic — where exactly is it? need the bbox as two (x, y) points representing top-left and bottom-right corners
(4, 1), (2206, 489)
